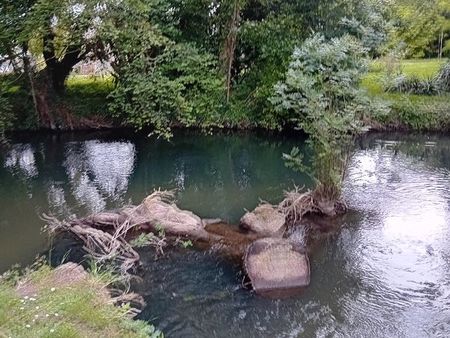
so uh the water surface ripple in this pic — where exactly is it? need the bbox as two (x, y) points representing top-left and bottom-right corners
(0, 131), (449, 337)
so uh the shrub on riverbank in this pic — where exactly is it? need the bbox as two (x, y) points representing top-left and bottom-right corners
(271, 34), (388, 210)
(0, 263), (162, 338)
(3, 57), (450, 134)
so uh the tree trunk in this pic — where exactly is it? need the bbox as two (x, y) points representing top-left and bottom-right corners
(222, 0), (242, 103)
(438, 30), (444, 59)
(43, 31), (86, 94)
(22, 45), (56, 129)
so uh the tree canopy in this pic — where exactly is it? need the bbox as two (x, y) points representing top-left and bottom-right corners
(0, 0), (447, 135)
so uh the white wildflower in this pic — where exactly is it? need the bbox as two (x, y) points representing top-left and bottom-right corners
(50, 287), (56, 292)
(25, 324), (31, 328)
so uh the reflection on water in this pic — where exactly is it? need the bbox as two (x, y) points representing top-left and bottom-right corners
(1, 131), (449, 337)
(337, 134), (450, 337)
(63, 141), (136, 213)
(0, 130), (306, 271)
(5, 143), (38, 178)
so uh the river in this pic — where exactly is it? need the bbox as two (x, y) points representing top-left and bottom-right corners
(0, 130), (449, 337)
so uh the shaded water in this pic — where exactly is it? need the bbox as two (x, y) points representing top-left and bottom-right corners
(1, 131), (449, 337)
(0, 130), (308, 271)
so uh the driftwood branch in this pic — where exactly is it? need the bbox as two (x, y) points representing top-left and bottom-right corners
(43, 215), (141, 280)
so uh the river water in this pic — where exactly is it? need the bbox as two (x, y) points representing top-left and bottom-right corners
(0, 131), (449, 337)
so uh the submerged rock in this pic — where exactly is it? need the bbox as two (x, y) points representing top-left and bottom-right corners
(240, 204), (286, 237)
(202, 218), (224, 226)
(244, 238), (310, 293)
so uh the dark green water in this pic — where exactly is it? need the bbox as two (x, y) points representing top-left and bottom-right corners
(0, 130), (308, 271)
(1, 131), (449, 337)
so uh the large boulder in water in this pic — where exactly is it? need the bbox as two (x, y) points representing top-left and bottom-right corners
(77, 192), (220, 242)
(129, 192), (211, 240)
(240, 204), (285, 237)
(244, 238), (310, 293)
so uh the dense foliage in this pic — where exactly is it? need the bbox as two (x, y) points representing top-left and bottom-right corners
(0, 0), (395, 134)
(271, 34), (388, 200)
(387, 0), (450, 58)
(108, 43), (224, 138)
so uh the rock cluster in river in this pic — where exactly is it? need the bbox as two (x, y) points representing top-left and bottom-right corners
(54, 191), (311, 296)
(239, 204), (310, 294)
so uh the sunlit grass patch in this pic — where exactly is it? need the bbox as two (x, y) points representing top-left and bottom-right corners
(362, 58), (450, 131)
(400, 59), (447, 79)
(66, 75), (115, 96)
(64, 75), (115, 118)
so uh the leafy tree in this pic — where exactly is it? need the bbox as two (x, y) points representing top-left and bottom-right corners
(1, 0), (112, 129)
(271, 34), (388, 206)
(109, 43), (224, 138)
(217, 0), (389, 128)
(388, 0), (450, 58)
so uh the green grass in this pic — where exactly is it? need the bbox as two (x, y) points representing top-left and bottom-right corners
(65, 75), (115, 118)
(368, 58), (446, 78)
(0, 265), (162, 338)
(362, 58), (450, 131)
(395, 58), (445, 79)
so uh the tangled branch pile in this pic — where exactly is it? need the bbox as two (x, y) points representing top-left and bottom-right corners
(44, 190), (212, 279)
(44, 215), (142, 279)
(279, 186), (347, 228)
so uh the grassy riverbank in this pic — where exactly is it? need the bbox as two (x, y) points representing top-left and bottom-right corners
(0, 263), (162, 338)
(362, 58), (450, 131)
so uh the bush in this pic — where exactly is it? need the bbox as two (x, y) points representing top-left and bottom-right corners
(374, 97), (450, 131)
(435, 62), (450, 92)
(109, 43), (224, 138)
(271, 34), (388, 200)
(0, 81), (14, 137)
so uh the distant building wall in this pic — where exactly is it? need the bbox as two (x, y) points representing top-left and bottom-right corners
(72, 60), (112, 76)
